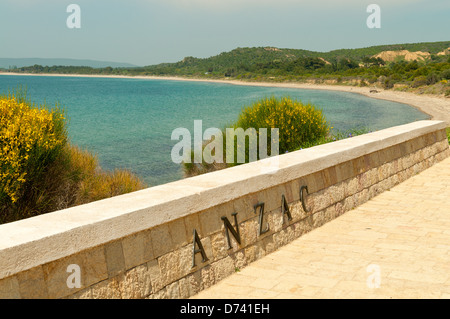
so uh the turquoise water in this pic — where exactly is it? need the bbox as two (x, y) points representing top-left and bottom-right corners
(0, 75), (429, 186)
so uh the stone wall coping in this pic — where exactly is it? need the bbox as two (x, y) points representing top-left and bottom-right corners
(0, 120), (446, 279)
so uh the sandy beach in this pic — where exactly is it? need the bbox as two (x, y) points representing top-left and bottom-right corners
(1, 72), (449, 125)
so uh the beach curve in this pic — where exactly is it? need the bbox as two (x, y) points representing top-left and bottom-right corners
(1, 72), (449, 125)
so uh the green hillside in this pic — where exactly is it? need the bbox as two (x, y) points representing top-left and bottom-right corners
(2, 41), (450, 95)
(139, 41), (450, 77)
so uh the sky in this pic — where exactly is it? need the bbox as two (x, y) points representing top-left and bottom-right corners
(0, 0), (449, 66)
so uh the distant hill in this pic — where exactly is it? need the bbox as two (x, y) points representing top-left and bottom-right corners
(2, 41), (449, 96)
(0, 58), (138, 69)
(141, 41), (450, 74)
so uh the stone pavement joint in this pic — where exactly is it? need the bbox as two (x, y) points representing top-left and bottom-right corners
(191, 156), (450, 299)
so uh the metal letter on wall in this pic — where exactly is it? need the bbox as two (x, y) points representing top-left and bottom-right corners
(281, 194), (292, 224)
(192, 229), (209, 268)
(221, 213), (241, 249)
(300, 185), (311, 213)
(254, 202), (269, 236)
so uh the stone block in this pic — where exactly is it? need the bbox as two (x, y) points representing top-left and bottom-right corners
(311, 189), (331, 212)
(42, 246), (107, 299)
(211, 256), (235, 283)
(306, 171), (325, 193)
(232, 195), (254, 223)
(104, 240), (125, 277)
(322, 166), (338, 188)
(119, 264), (152, 299)
(158, 250), (181, 286)
(327, 182), (346, 204)
(168, 218), (188, 249)
(17, 266), (48, 299)
(199, 207), (224, 237)
(122, 230), (153, 270)
(244, 245), (257, 264)
(366, 151), (382, 168)
(230, 250), (247, 271)
(352, 156), (367, 176)
(184, 213), (202, 242)
(240, 216), (259, 247)
(146, 259), (163, 293)
(66, 287), (92, 299)
(178, 277), (191, 299)
(90, 277), (121, 299)
(166, 281), (181, 299)
(210, 232), (229, 260)
(335, 160), (355, 183)
(150, 223), (174, 258)
(0, 276), (20, 299)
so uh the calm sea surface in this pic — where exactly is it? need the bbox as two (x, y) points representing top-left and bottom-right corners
(0, 75), (429, 186)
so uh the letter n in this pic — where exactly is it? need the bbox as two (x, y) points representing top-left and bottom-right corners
(221, 213), (241, 249)
(281, 194), (292, 224)
(192, 229), (209, 268)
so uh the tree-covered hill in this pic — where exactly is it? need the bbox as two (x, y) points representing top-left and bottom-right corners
(2, 41), (450, 95)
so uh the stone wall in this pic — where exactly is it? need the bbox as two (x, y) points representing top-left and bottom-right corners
(0, 120), (448, 299)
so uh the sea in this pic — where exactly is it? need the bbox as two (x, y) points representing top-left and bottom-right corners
(0, 75), (429, 186)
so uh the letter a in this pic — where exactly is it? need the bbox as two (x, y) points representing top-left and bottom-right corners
(171, 128), (192, 164)
(192, 229), (209, 268)
(67, 4), (81, 29)
(366, 4), (381, 29)
(66, 264), (81, 289)
(366, 264), (381, 288)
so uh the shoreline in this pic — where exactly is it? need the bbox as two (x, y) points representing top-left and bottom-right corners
(1, 72), (449, 125)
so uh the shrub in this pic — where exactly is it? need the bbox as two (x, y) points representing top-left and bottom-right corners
(63, 145), (146, 206)
(383, 78), (394, 89)
(441, 69), (450, 80)
(233, 96), (330, 154)
(182, 96), (330, 177)
(426, 73), (440, 85)
(0, 91), (146, 223)
(0, 91), (66, 206)
(411, 76), (427, 88)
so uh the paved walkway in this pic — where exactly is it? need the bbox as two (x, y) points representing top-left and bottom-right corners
(192, 156), (450, 299)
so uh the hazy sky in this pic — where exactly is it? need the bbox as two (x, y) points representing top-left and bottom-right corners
(0, 0), (449, 66)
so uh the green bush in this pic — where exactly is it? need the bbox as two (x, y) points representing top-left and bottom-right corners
(383, 78), (394, 89)
(426, 73), (440, 85)
(412, 76), (427, 88)
(182, 96), (330, 177)
(441, 69), (450, 80)
(233, 96), (330, 153)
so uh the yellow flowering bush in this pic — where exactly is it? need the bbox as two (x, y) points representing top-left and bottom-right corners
(234, 96), (330, 154)
(183, 96), (330, 176)
(1, 91), (146, 224)
(0, 94), (66, 204)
